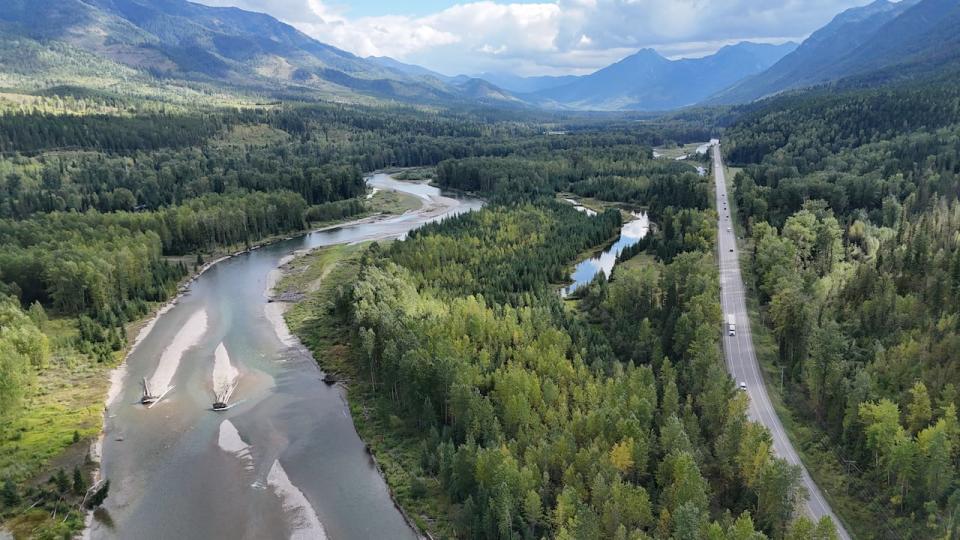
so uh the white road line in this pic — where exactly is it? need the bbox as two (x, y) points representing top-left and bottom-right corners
(712, 144), (852, 540)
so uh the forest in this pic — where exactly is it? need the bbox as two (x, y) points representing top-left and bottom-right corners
(725, 78), (960, 538)
(0, 89), (739, 539)
(4, 4), (960, 537)
(299, 125), (839, 538)
(435, 151), (709, 213)
(0, 70), (840, 539)
(335, 220), (833, 539)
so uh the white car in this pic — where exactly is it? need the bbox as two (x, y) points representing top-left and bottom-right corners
(739, 382), (747, 391)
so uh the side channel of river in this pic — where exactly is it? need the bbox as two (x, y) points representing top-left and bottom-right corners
(563, 210), (650, 297)
(88, 174), (480, 540)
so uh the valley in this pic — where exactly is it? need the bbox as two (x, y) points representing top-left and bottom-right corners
(2, 0), (960, 538)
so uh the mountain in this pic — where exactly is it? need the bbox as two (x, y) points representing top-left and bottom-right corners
(453, 78), (522, 103)
(823, 0), (960, 83)
(529, 42), (797, 111)
(367, 56), (458, 82)
(0, 0), (519, 106)
(710, 0), (960, 104)
(474, 72), (579, 94)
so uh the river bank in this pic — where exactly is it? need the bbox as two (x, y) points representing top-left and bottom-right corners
(0, 176), (436, 539)
(83, 186), (431, 534)
(276, 244), (449, 538)
(561, 211), (650, 297)
(273, 189), (655, 539)
(77, 173), (477, 539)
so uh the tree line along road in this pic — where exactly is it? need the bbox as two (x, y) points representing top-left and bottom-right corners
(712, 143), (852, 540)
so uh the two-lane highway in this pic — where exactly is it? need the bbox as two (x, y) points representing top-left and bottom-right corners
(712, 143), (851, 540)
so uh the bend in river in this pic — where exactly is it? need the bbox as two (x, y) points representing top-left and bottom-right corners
(563, 211), (649, 297)
(89, 174), (481, 540)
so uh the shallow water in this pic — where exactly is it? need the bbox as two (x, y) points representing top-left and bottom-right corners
(90, 175), (481, 540)
(563, 212), (650, 297)
(563, 198), (598, 216)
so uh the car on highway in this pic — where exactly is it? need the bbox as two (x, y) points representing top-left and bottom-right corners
(739, 381), (747, 391)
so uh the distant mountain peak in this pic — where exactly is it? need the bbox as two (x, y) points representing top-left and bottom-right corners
(529, 41), (795, 111)
(717, 41), (798, 52)
(619, 48), (668, 63)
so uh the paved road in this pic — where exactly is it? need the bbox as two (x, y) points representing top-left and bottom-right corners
(712, 144), (852, 540)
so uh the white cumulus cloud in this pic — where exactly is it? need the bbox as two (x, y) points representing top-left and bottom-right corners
(195, 0), (875, 75)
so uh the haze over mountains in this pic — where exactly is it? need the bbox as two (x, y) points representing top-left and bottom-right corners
(0, 0), (957, 111)
(526, 42), (797, 111)
(367, 43), (798, 111)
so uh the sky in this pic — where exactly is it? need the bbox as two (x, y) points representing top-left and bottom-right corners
(194, 0), (879, 77)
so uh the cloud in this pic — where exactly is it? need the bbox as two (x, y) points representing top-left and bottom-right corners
(195, 0), (872, 75)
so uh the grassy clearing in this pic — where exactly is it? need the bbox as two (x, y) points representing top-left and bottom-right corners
(0, 335), (108, 483)
(722, 163), (870, 537)
(0, 317), (117, 539)
(278, 244), (358, 294)
(368, 188), (422, 215)
(653, 141), (710, 159)
(616, 251), (656, 273)
(211, 124), (291, 148)
(281, 244), (458, 539)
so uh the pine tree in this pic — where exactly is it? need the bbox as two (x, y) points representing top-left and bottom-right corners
(85, 479), (110, 508)
(73, 466), (87, 496)
(54, 468), (70, 493)
(2, 478), (20, 507)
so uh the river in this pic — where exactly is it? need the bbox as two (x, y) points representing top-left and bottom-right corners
(562, 212), (650, 297)
(87, 174), (481, 540)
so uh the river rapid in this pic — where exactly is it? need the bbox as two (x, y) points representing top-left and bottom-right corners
(88, 174), (481, 540)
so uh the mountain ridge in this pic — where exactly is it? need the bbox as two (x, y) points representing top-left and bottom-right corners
(0, 0), (526, 106)
(530, 42), (797, 111)
(708, 0), (960, 104)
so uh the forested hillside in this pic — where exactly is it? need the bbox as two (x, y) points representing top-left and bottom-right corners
(266, 116), (848, 539)
(0, 66), (732, 536)
(711, 0), (960, 105)
(725, 77), (960, 538)
(7, 0), (960, 536)
(0, 0), (528, 107)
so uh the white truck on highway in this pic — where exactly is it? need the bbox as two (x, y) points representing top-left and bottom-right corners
(727, 314), (736, 336)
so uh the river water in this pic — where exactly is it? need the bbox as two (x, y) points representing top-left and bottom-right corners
(562, 212), (650, 297)
(88, 174), (481, 540)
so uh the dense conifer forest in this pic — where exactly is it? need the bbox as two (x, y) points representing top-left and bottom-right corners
(726, 78), (960, 538)
(340, 215), (831, 538)
(285, 123), (841, 538)
(4, 0), (960, 537)
(0, 84), (751, 538)
(4, 41), (959, 540)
